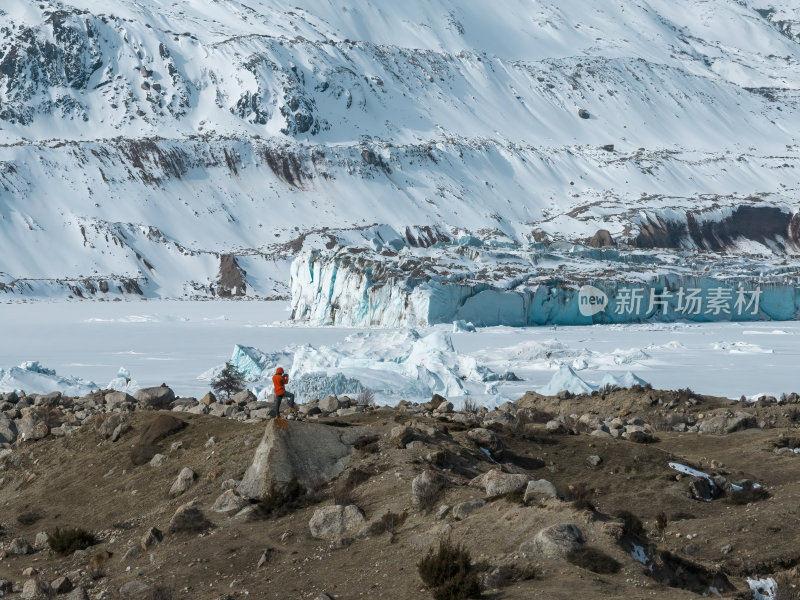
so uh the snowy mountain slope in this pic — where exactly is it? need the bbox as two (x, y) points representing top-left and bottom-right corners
(0, 0), (799, 300)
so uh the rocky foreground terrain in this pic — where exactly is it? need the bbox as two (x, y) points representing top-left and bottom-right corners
(1, 384), (800, 599)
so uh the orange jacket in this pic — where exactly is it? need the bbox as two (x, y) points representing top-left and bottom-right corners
(273, 368), (288, 395)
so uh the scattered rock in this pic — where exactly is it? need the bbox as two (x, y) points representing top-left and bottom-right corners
(200, 392), (216, 405)
(140, 527), (163, 550)
(309, 505), (366, 540)
(524, 479), (561, 504)
(118, 580), (149, 598)
(469, 469), (528, 497)
(578, 108), (590, 119)
(390, 426), (415, 448)
(452, 499), (486, 520)
(319, 396), (341, 413)
(587, 229), (615, 248)
(520, 523), (584, 558)
(587, 455), (603, 467)
(466, 428), (503, 458)
(411, 469), (447, 508)
(169, 467), (196, 497)
(8, 537), (34, 555)
(211, 489), (249, 513)
(21, 578), (51, 599)
(50, 576), (73, 594)
(149, 454), (167, 467)
(256, 548), (274, 567)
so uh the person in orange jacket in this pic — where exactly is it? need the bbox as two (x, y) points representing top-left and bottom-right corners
(272, 366), (295, 417)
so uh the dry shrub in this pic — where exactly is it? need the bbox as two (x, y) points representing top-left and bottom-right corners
(776, 574), (800, 600)
(357, 388), (375, 406)
(616, 510), (645, 537)
(462, 398), (478, 414)
(566, 547), (621, 574)
(256, 478), (321, 519)
(418, 539), (484, 600)
(727, 486), (770, 505)
(145, 585), (175, 600)
(564, 483), (595, 511)
(17, 511), (42, 526)
(353, 434), (380, 454)
(48, 527), (95, 555)
(379, 510), (408, 536)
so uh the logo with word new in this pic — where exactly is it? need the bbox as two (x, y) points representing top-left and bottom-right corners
(578, 285), (609, 317)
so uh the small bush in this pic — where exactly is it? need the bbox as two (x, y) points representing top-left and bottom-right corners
(616, 510), (645, 537)
(256, 478), (320, 519)
(462, 398), (478, 414)
(566, 547), (621, 574)
(775, 574), (800, 600)
(379, 510), (408, 536)
(333, 478), (359, 506)
(418, 539), (484, 600)
(48, 527), (96, 555)
(353, 434), (381, 454)
(357, 388), (376, 406)
(564, 483), (594, 510)
(145, 585), (175, 600)
(16, 511), (42, 526)
(727, 486), (770, 505)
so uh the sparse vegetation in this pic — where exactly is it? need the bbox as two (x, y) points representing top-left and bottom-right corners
(256, 478), (322, 518)
(357, 388), (376, 406)
(210, 361), (246, 401)
(418, 539), (484, 600)
(656, 511), (668, 539)
(16, 511), (42, 526)
(775, 574), (800, 600)
(726, 485), (771, 505)
(616, 510), (645, 537)
(462, 398), (478, 414)
(48, 526), (96, 555)
(565, 483), (595, 511)
(566, 547), (621, 574)
(145, 585), (175, 600)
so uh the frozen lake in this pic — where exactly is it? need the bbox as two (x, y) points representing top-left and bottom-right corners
(1, 300), (798, 403)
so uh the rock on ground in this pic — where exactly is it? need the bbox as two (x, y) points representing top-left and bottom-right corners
(211, 489), (250, 513)
(168, 503), (213, 534)
(519, 523), (584, 558)
(524, 479), (562, 504)
(466, 428), (503, 458)
(411, 469), (447, 508)
(698, 412), (755, 435)
(469, 469), (529, 497)
(133, 385), (175, 410)
(308, 505), (366, 540)
(169, 467), (196, 497)
(452, 499), (486, 520)
(237, 419), (363, 499)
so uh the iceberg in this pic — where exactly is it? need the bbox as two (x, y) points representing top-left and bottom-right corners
(600, 371), (650, 389)
(0, 361), (98, 396)
(538, 365), (595, 396)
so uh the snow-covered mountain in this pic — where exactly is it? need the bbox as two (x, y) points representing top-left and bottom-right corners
(1, 0), (799, 310)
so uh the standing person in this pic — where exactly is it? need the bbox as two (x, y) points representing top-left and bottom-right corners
(272, 367), (296, 425)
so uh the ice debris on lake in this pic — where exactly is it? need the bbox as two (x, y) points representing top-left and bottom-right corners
(0, 361), (98, 396)
(200, 330), (650, 405)
(106, 366), (140, 394)
(538, 365), (649, 396)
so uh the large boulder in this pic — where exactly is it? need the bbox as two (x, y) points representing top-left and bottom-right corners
(308, 505), (366, 540)
(134, 386), (175, 410)
(237, 420), (364, 499)
(469, 469), (528, 497)
(466, 428), (503, 458)
(698, 412), (755, 435)
(130, 415), (187, 465)
(452, 499), (486, 520)
(519, 523), (584, 558)
(231, 389), (256, 405)
(524, 479), (562, 504)
(587, 229), (615, 248)
(0, 415), (17, 444)
(104, 391), (135, 409)
(411, 469), (447, 508)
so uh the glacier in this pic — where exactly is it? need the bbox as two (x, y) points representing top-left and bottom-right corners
(290, 244), (800, 327)
(0, 361), (98, 396)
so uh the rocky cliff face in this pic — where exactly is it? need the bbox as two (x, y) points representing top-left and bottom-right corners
(1, 0), (799, 302)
